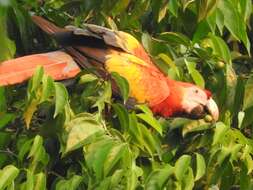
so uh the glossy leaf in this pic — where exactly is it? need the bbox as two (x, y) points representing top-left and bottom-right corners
(34, 172), (46, 190)
(208, 34), (231, 64)
(243, 75), (253, 110)
(238, 111), (245, 129)
(137, 113), (162, 135)
(218, 0), (250, 53)
(194, 153), (206, 181)
(65, 116), (105, 154)
(0, 113), (14, 129)
(212, 122), (229, 145)
(0, 87), (6, 112)
(185, 59), (205, 88)
(159, 32), (191, 47)
(111, 72), (129, 103)
(174, 155), (191, 181)
(168, 0), (179, 17)
(0, 165), (19, 189)
(0, 8), (16, 61)
(54, 82), (68, 117)
(158, 53), (180, 78)
(145, 164), (174, 189)
(112, 103), (129, 131)
(55, 175), (83, 190)
(104, 143), (127, 176)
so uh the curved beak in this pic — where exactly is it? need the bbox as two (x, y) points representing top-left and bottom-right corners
(205, 98), (219, 121)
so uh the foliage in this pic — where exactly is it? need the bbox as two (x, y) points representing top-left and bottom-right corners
(1, 0), (253, 189)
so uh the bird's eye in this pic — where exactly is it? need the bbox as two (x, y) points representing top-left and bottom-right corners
(195, 89), (199, 93)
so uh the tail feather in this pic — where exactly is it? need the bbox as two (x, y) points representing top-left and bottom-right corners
(0, 51), (80, 86)
(32, 15), (66, 35)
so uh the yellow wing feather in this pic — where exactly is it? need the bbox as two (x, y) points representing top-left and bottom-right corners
(105, 53), (170, 106)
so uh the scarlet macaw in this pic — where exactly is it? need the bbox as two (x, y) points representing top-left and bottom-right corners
(0, 16), (219, 121)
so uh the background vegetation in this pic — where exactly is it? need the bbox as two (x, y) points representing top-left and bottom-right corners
(1, 0), (253, 189)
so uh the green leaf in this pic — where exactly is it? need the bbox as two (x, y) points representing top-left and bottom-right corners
(110, 169), (124, 188)
(212, 122), (229, 145)
(55, 175), (83, 190)
(142, 33), (153, 53)
(0, 132), (10, 149)
(181, 0), (195, 11)
(25, 169), (34, 190)
(245, 154), (253, 175)
(112, 103), (129, 131)
(40, 75), (54, 103)
(138, 123), (161, 156)
(30, 67), (44, 92)
(168, 0), (179, 17)
(174, 155), (191, 181)
(194, 153), (206, 181)
(112, 0), (130, 16)
(128, 113), (149, 153)
(105, 16), (118, 30)
(93, 142), (114, 180)
(18, 139), (33, 162)
(182, 119), (211, 137)
(158, 1), (168, 22)
(185, 60), (205, 88)
(34, 172), (46, 190)
(240, 164), (252, 190)
(28, 135), (43, 158)
(104, 143), (127, 176)
(243, 75), (253, 110)
(193, 20), (211, 42)
(225, 64), (237, 114)
(85, 138), (114, 180)
(137, 113), (162, 135)
(238, 111), (245, 129)
(0, 7), (16, 62)
(23, 98), (39, 128)
(136, 104), (153, 116)
(0, 165), (19, 189)
(183, 167), (194, 190)
(145, 164), (174, 189)
(158, 53), (180, 78)
(208, 34), (231, 64)
(79, 73), (98, 84)
(54, 82), (68, 117)
(159, 32), (191, 47)
(0, 87), (6, 112)
(93, 81), (112, 115)
(239, 0), (252, 22)
(24, 67), (47, 128)
(0, 113), (14, 129)
(27, 135), (49, 171)
(65, 116), (105, 154)
(218, 0), (250, 53)
(197, 0), (217, 22)
(111, 72), (129, 103)
(215, 8), (224, 34)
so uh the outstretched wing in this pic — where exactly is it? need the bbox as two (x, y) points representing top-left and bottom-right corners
(63, 24), (157, 70)
(32, 16), (158, 70)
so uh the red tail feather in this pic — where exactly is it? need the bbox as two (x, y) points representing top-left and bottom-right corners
(0, 51), (80, 86)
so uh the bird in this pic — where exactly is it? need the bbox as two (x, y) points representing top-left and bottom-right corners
(0, 15), (219, 121)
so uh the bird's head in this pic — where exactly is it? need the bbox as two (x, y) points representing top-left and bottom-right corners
(152, 80), (219, 121)
(178, 82), (219, 121)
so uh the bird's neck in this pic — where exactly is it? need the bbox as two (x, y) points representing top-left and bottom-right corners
(151, 79), (184, 117)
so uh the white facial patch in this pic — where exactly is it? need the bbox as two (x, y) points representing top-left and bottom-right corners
(181, 86), (208, 113)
